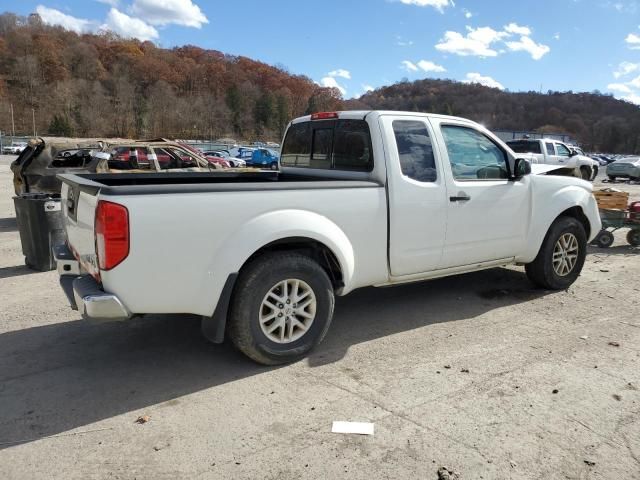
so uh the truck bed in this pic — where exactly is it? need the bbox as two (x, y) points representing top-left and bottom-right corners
(58, 171), (383, 196)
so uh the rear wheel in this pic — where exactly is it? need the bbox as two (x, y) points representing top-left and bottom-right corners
(525, 216), (587, 289)
(269, 162), (278, 171)
(627, 229), (640, 247)
(228, 252), (335, 365)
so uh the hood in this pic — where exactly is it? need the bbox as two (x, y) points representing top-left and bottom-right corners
(530, 163), (570, 175)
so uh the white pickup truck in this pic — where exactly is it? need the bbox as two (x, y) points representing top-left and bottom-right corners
(55, 111), (601, 365)
(506, 138), (599, 181)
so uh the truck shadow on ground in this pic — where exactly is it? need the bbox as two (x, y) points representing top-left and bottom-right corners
(0, 264), (38, 280)
(0, 267), (551, 448)
(0, 217), (18, 233)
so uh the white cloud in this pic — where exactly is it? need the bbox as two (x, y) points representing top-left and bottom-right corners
(102, 8), (159, 41)
(319, 76), (346, 96)
(417, 60), (446, 72)
(504, 23), (531, 36)
(396, 36), (414, 47)
(505, 36), (550, 60)
(398, 0), (453, 12)
(607, 73), (640, 104)
(96, 0), (120, 6)
(607, 83), (632, 93)
(435, 23), (549, 60)
(463, 72), (505, 90)
(463, 9), (472, 19)
(435, 26), (507, 57)
(614, 61), (640, 78)
(622, 92), (640, 104)
(35, 5), (97, 33)
(554, 33), (560, 40)
(328, 69), (351, 79)
(401, 60), (419, 72)
(131, 0), (208, 28)
(625, 32), (640, 49)
(362, 84), (375, 93)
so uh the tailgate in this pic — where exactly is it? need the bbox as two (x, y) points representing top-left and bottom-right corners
(60, 175), (100, 276)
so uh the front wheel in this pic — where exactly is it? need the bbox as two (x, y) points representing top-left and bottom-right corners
(580, 167), (591, 181)
(228, 252), (335, 365)
(525, 216), (587, 289)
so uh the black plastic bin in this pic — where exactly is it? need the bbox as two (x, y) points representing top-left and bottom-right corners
(13, 193), (66, 271)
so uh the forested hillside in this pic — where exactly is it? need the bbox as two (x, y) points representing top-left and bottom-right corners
(2, 11), (640, 152)
(0, 12), (341, 140)
(347, 79), (640, 153)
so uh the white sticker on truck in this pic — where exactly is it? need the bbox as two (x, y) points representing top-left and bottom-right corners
(44, 201), (61, 212)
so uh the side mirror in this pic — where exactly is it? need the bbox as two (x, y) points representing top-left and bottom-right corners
(513, 158), (531, 179)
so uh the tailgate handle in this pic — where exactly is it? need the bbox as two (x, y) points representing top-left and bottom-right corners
(450, 195), (471, 202)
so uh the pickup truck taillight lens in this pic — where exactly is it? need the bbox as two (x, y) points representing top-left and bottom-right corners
(95, 200), (129, 270)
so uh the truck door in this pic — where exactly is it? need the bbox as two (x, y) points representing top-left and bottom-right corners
(381, 115), (448, 276)
(431, 119), (530, 268)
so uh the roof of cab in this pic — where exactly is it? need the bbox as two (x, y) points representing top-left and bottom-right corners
(290, 110), (475, 125)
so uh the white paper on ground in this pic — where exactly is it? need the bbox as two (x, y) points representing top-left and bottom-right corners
(331, 421), (374, 435)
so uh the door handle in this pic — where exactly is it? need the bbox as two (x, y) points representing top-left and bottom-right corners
(450, 195), (471, 202)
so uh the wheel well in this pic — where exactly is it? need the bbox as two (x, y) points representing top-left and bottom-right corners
(559, 206), (591, 239)
(243, 237), (344, 290)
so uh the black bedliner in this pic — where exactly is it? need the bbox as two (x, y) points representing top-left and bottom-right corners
(57, 171), (382, 196)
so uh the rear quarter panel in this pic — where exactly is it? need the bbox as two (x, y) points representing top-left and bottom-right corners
(100, 186), (388, 316)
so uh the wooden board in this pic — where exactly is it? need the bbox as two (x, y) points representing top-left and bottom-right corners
(594, 191), (629, 210)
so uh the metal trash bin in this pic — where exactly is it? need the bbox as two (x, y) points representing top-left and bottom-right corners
(13, 193), (66, 271)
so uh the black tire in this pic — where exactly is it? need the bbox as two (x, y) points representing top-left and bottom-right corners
(608, 175), (616, 182)
(580, 167), (591, 181)
(594, 230), (615, 248)
(269, 162), (278, 171)
(525, 216), (587, 289)
(627, 229), (640, 247)
(228, 252), (335, 365)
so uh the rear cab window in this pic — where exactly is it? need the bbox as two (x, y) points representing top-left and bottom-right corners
(281, 118), (373, 171)
(507, 140), (541, 154)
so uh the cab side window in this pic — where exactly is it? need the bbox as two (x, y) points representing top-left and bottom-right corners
(441, 126), (509, 180)
(556, 144), (571, 157)
(392, 120), (437, 183)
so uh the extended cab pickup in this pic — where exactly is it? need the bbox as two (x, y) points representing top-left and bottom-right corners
(506, 138), (599, 181)
(55, 111), (601, 365)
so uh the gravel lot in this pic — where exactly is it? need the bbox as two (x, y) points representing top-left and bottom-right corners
(0, 154), (639, 479)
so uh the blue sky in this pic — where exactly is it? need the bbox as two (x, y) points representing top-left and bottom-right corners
(9, 0), (640, 102)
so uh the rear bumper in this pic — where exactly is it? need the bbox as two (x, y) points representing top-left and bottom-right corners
(54, 245), (131, 322)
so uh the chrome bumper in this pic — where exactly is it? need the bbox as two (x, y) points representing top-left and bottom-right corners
(54, 245), (131, 322)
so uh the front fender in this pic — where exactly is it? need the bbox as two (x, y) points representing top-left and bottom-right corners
(198, 209), (356, 316)
(517, 182), (601, 263)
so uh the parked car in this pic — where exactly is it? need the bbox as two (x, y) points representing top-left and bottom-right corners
(10, 139), (222, 195)
(606, 157), (640, 181)
(229, 146), (255, 159)
(3, 142), (28, 154)
(249, 148), (279, 169)
(506, 138), (598, 180)
(203, 150), (246, 168)
(180, 143), (230, 168)
(54, 110), (600, 365)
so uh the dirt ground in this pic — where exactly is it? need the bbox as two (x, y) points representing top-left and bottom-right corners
(0, 154), (638, 480)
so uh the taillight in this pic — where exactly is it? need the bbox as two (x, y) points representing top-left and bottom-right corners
(95, 200), (129, 270)
(311, 112), (339, 120)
